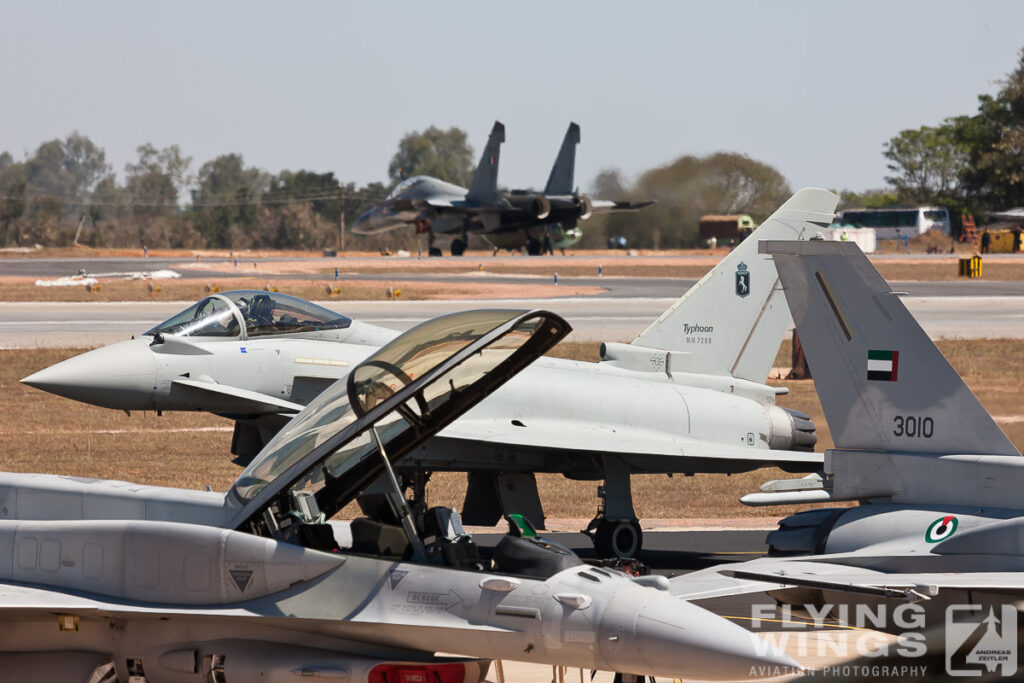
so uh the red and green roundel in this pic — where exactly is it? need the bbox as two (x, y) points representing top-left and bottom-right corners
(925, 515), (958, 543)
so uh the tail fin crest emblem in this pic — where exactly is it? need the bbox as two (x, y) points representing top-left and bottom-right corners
(735, 262), (750, 298)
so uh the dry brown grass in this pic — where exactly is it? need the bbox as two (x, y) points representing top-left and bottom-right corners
(874, 260), (1024, 282)
(8, 249), (1024, 304)
(4, 338), (1024, 520)
(315, 263), (715, 279)
(1, 348), (238, 491)
(0, 278), (601, 303)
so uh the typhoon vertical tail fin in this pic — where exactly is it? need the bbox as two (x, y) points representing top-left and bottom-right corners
(544, 122), (580, 195)
(466, 121), (505, 205)
(764, 239), (1018, 456)
(630, 188), (838, 383)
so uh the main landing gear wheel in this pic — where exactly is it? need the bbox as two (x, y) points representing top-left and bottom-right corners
(526, 238), (542, 256)
(450, 238), (466, 256)
(595, 519), (642, 559)
(428, 246), (443, 257)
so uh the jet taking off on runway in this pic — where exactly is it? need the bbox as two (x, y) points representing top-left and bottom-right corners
(670, 240), (1024, 666)
(0, 310), (799, 682)
(352, 121), (651, 255)
(24, 189), (838, 558)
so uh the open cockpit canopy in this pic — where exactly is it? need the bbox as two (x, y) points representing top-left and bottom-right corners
(145, 290), (352, 339)
(228, 309), (570, 531)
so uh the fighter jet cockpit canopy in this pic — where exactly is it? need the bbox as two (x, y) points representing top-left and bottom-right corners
(228, 309), (570, 536)
(385, 176), (424, 200)
(144, 290), (353, 340)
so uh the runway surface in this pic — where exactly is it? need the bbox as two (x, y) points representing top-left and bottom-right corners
(2, 295), (1023, 347)
(8, 254), (1024, 298)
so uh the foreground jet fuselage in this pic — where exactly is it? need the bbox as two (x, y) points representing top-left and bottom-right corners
(24, 189), (840, 557)
(671, 241), (1024, 664)
(352, 122), (649, 255)
(0, 310), (798, 681)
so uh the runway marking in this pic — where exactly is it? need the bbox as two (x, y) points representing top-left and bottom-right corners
(0, 427), (233, 435)
(0, 321), (159, 326)
(710, 550), (764, 555)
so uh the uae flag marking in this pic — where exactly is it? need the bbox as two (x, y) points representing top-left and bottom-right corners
(867, 349), (899, 381)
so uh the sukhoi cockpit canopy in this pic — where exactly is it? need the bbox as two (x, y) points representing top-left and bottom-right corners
(228, 309), (570, 533)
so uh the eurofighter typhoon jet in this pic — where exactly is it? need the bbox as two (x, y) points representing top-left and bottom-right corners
(0, 309), (799, 682)
(352, 121), (651, 255)
(669, 240), (1024, 671)
(23, 189), (838, 557)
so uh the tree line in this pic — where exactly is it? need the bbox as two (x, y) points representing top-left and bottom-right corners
(0, 126), (796, 251)
(2, 46), (1021, 251)
(845, 48), (1024, 228)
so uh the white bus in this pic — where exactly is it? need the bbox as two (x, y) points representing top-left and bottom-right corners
(834, 206), (951, 240)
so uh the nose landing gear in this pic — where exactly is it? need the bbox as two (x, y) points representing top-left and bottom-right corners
(583, 460), (644, 559)
(587, 516), (643, 559)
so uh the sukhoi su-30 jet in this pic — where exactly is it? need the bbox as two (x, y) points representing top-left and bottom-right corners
(669, 240), (1024, 671)
(352, 121), (651, 255)
(24, 189), (839, 558)
(0, 309), (799, 682)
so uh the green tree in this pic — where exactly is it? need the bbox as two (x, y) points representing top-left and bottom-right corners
(125, 143), (192, 217)
(594, 152), (790, 249)
(24, 140), (76, 199)
(387, 126), (474, 186)
(883, 123), (968, 205)
(958, 48), (1024, 209)
(191, 154), (268, 248)
(266, 170), (343, 224)
(835, 188), (901, 211)
(61, 132), (110, 198)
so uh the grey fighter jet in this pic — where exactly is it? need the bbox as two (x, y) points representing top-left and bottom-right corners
(24, 189), (839, 558)
(0, 309), (798, 681)
(670, 240), (1024, 663)
(352, 121), (651, 255)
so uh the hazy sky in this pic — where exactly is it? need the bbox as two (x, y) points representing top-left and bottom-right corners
(1, 2), (1022, 194)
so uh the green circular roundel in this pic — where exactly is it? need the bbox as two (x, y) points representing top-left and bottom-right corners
(925, 515), (958, 543)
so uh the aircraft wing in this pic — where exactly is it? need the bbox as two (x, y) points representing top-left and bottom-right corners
(0, 582), (257, 619)
(435, 416), (822, 469)
(172, 379), (304, 415)
(668, 564), (793, 601)
(725, 565), (1024, 598)
(0, 582), (104, 612)
(589, 199), (656, 214)
(671, 559), (1024, 602)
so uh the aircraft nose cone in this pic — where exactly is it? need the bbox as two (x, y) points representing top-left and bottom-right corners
(21, 339), (156, 410)
(599, 591), (800, 680)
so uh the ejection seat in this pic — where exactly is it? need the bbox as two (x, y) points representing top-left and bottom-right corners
(491, 514), (582, 579)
